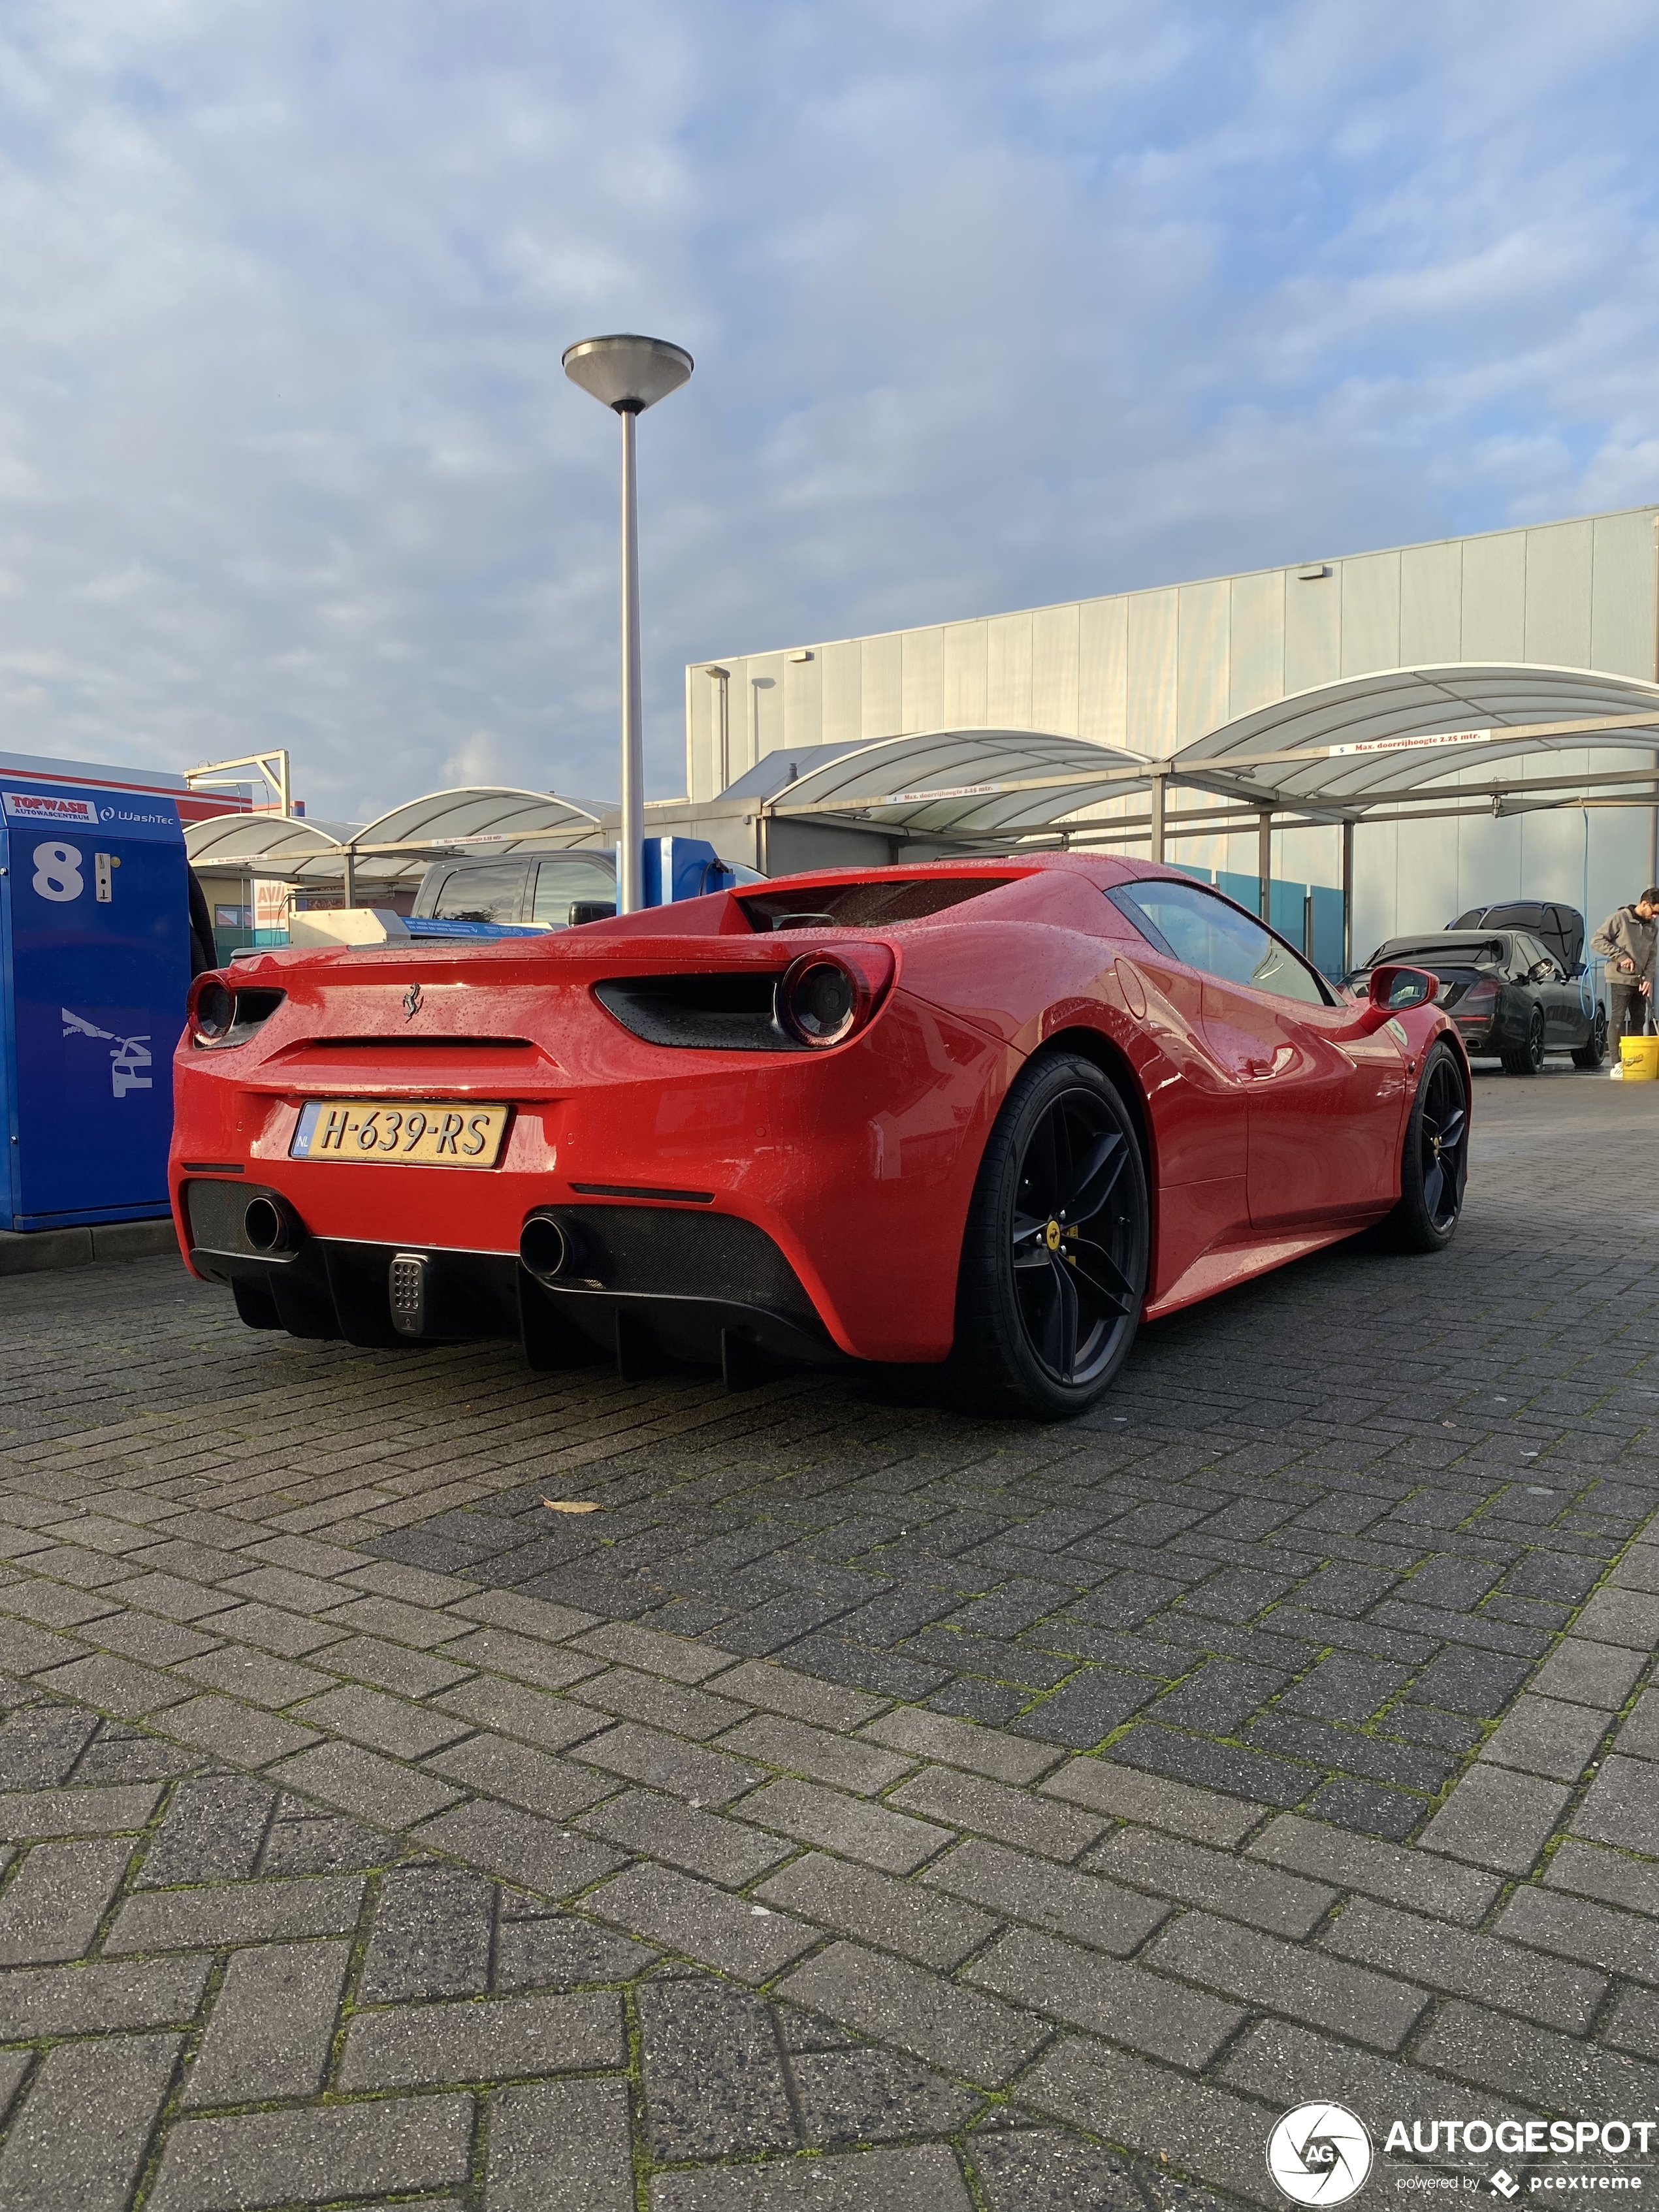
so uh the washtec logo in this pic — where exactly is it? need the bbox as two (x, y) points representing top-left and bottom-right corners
(98, 805), (175, 825)
(1268, 2103), (1374, 2204)
(3, 790), (99, 825)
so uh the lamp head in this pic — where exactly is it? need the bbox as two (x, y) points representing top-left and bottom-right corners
(562, 334), (693, 414)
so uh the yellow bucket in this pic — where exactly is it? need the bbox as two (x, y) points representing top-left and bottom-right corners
(1620, 1034), (1659, 1081)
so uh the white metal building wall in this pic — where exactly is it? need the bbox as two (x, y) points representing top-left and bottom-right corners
(689, 505), (1659, 950)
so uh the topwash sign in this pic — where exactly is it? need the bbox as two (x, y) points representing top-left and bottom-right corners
(1, 789), (100, 825)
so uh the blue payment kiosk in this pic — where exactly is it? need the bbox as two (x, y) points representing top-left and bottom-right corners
(0, 752), (191, 1231)
(642, 835), (733, 906)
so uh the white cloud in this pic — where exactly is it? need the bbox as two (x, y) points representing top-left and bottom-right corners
(0, 0), (1656, 822)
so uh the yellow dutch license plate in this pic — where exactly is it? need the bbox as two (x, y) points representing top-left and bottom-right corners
(290, 1098), (509, 1168)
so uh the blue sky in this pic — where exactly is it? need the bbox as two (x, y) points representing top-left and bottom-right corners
(2, 0), (1657, 819)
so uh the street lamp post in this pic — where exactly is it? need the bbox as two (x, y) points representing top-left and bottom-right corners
(562, 334), (694, 914)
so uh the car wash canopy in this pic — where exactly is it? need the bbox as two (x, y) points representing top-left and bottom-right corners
(184, 786), (610, 899)
(753, 666), (1659, 853)
(1168, 665), (1659, 829)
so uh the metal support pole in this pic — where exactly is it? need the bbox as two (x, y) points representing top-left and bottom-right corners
(683, 662), (694, 804)
(1257, 810), (1272, 924)
(1149, 771), (1167, 865)
(342, 848), (356, 909)
(1341, 820), (1354, 972)
(618, 408), (644, 914)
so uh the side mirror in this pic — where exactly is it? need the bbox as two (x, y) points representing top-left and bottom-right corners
(1369, 964), (1440, 1012)
(1340, 963), (1438, 1036)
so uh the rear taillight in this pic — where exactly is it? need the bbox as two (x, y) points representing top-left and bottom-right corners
(594, 944), (894, 1051)
(1455, 979), (1499, 1025)
(776, 946), (894, 1048)
(189, 976), (235, 1042)
(189, 975), (285, 1050)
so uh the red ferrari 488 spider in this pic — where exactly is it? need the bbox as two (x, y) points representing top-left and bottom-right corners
(170, 856), (1468, 1419)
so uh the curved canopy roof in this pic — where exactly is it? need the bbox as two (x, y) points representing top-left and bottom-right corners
(765, 728), (1149, 837)
(185, 785), (611, 886)
(1171, 664), (1659, 812)
(184, 814), (355, 880)
(353, 785), (607, 849)
(185, 665), (1659, 893)
(754, 667), (1659, 856)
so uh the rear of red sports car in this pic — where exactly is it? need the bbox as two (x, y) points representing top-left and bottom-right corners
(170, 866), (1069, 1380)
(174, 856), (1470, 1411)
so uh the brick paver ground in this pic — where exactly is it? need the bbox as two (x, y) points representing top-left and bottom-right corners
(0, 1063), (1654, 2209)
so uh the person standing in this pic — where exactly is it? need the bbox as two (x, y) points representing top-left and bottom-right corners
(1592, 889), (1659, 1044)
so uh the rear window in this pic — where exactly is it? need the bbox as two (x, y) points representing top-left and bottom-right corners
(1370, 938), (1506, 969)
(738, 877), (1013, 931)
(532, 857), (615, 927)
(421, 862), (529, 923)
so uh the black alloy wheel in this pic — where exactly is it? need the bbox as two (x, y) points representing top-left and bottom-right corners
(1502, 1006), (1546, 1076)
(1571, 1005), (1608, 1070)
(953, 1053), (1149, 1419)
(1377, 1042), (1469, 1252)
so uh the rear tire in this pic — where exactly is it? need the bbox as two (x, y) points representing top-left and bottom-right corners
(1502, 1008), (1545, 1076)
(1571, 1006), (1608, 1070)
(952, 1054), (1149, 1420)
(1377, 1042), (1468, 1253)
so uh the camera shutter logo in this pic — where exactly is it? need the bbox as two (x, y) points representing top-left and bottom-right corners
(1267, 2103), (1374, 2205)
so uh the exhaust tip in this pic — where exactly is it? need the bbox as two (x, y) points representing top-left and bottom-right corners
(244, 1196), (290, 1254)
(519, 1213), (570, 1285)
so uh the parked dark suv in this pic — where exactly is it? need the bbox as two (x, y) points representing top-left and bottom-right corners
(411, 851), (619, 929)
